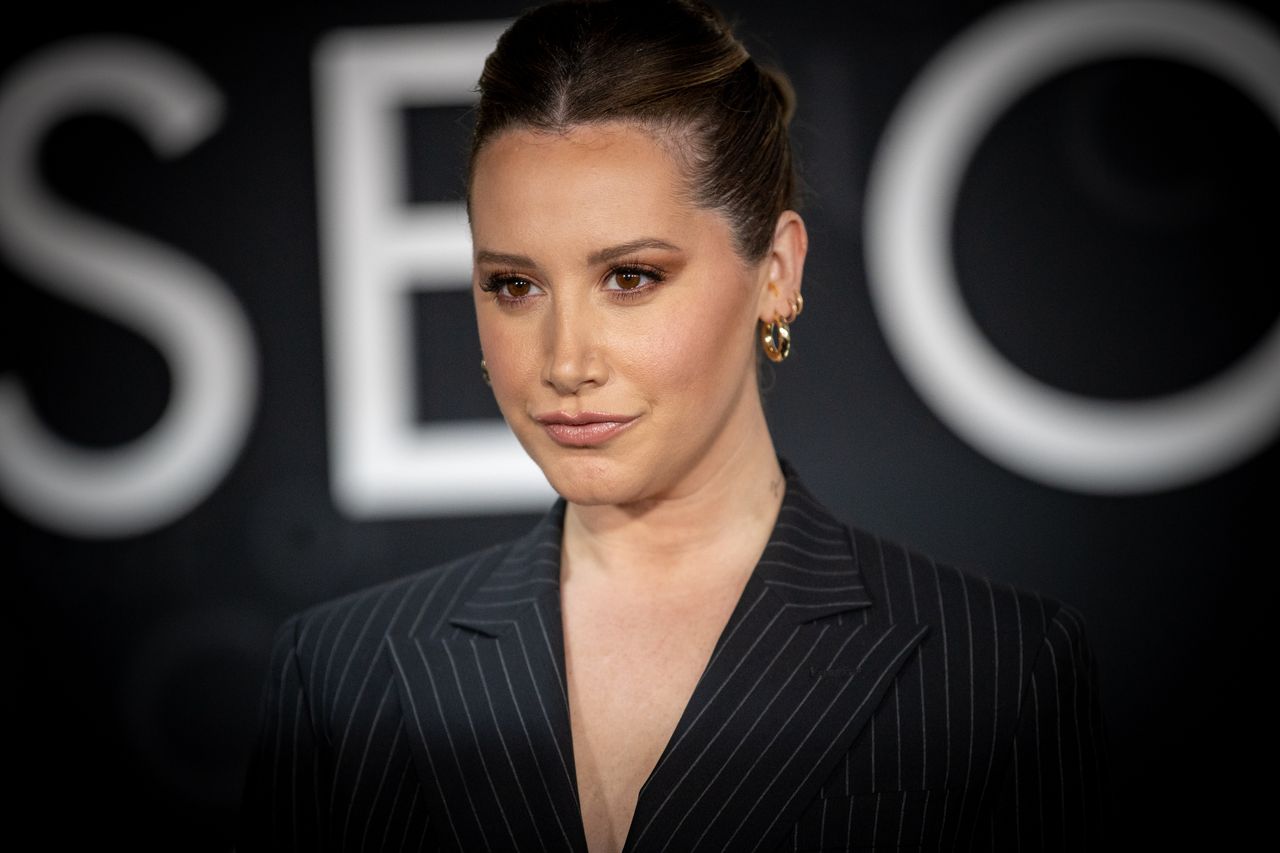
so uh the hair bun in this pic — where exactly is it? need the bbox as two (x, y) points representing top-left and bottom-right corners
(756, 62), (797, 127)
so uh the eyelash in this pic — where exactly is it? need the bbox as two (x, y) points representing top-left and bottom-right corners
(480, 263), (667, 306)
(480, 272), (540, 306)
(604, 263), (665, 300)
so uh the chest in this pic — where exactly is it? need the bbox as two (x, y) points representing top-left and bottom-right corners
(561, 582), (745, 853)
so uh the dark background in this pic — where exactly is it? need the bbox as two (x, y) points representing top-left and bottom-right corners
(3, 0), (1276, 848)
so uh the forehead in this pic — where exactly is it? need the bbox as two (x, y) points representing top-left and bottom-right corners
(472, 121), (688, 192)
(468, 122), (711, 249)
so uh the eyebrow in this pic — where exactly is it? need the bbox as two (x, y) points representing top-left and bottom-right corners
(474, 238), (682, 269)
(474, 249), (536, 268)
(587, 238), (682, 265)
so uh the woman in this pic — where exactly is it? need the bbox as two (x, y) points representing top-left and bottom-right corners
(240, 1), (1108, 850)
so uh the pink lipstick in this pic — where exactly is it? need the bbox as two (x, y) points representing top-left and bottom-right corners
(533, 411), (638, 447)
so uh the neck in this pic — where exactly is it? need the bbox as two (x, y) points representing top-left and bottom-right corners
(561, 408), (785, 595)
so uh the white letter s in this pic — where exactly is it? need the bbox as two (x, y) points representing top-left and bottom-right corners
(0, 38), (257, 537)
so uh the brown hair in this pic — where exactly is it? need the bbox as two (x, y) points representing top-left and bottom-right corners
(468, 0), (798, 263)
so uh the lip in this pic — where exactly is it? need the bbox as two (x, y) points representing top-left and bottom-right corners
(532, 411), (639, 447)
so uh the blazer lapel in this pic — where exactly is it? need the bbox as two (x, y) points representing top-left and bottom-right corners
(622, 471), (930, 853)
(387, 463), (928, 853)
(385, 504), (590, 853)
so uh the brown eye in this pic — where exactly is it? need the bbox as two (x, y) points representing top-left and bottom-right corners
(605, 267), (661, 294)
(483, 275), (543, 303)
(616, 271), (643, 290)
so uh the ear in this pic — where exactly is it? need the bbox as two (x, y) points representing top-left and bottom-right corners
(755, 210), (809, 324)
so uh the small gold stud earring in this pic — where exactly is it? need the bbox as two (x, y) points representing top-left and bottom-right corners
(481, 358), (491, 386)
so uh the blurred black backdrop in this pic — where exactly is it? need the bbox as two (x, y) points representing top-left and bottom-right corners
(2, 0), (1277, 848)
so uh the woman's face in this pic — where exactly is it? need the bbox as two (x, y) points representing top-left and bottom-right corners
(469, 122), (780, 506)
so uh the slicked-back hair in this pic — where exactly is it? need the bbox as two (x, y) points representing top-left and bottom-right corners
(468, 0), (798, 263)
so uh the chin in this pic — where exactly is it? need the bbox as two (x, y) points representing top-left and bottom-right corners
(533, 450), (646, 507)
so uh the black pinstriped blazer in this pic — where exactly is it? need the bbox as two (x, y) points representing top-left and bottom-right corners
(239, 462), (1109, 851)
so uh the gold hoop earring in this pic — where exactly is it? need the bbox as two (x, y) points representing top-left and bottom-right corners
(780, 292), (804, 324)
(790, 292), (804, 321)
(481, 358), (491, 386)
(759, 316), (791, 362)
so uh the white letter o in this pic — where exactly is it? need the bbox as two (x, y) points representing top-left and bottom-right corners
(865, 0), (1280, 493)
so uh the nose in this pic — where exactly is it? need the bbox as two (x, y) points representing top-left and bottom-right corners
(542, 295), (605, 395)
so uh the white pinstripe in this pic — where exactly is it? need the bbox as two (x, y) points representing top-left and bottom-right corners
(339, 679), (394, 846)
(969, 577), (1001, 848)
(652, 589), (779, 764)
(954, 569), (976, 849)
(756, 558), (862, 577)
(527, 607), (577, 800)
(657, 621), (820, 850)
(768, 540), (857, 561)
(358, 724), (403, 853)
(695, 624), (854, 849)
(931, 557), (954, 834)
(468, 637), (543, 850)
(747, 624), (932, 852)
(493, 634), (576, 849)
(631, 597), (792, 845)
(770, 520), (847, 545)
(385, 639), (464, 849)
(330, 588), (397, 813)
(441, 639), (513, 848)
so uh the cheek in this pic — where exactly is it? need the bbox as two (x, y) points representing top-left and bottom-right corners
(475, 309), (502, 364)
(623, 298), (754, 396)
(475, 307), (537, 400)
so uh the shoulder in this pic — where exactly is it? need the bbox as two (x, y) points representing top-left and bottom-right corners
(275, 538), (512, 667)
(843, 523), (1093, 689)
(778, 465), (1090, 667)
(853, 523), (1077, 629)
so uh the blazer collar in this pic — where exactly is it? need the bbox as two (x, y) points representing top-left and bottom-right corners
(448, 458), (874, 637)
(388, 460), (929, 853)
